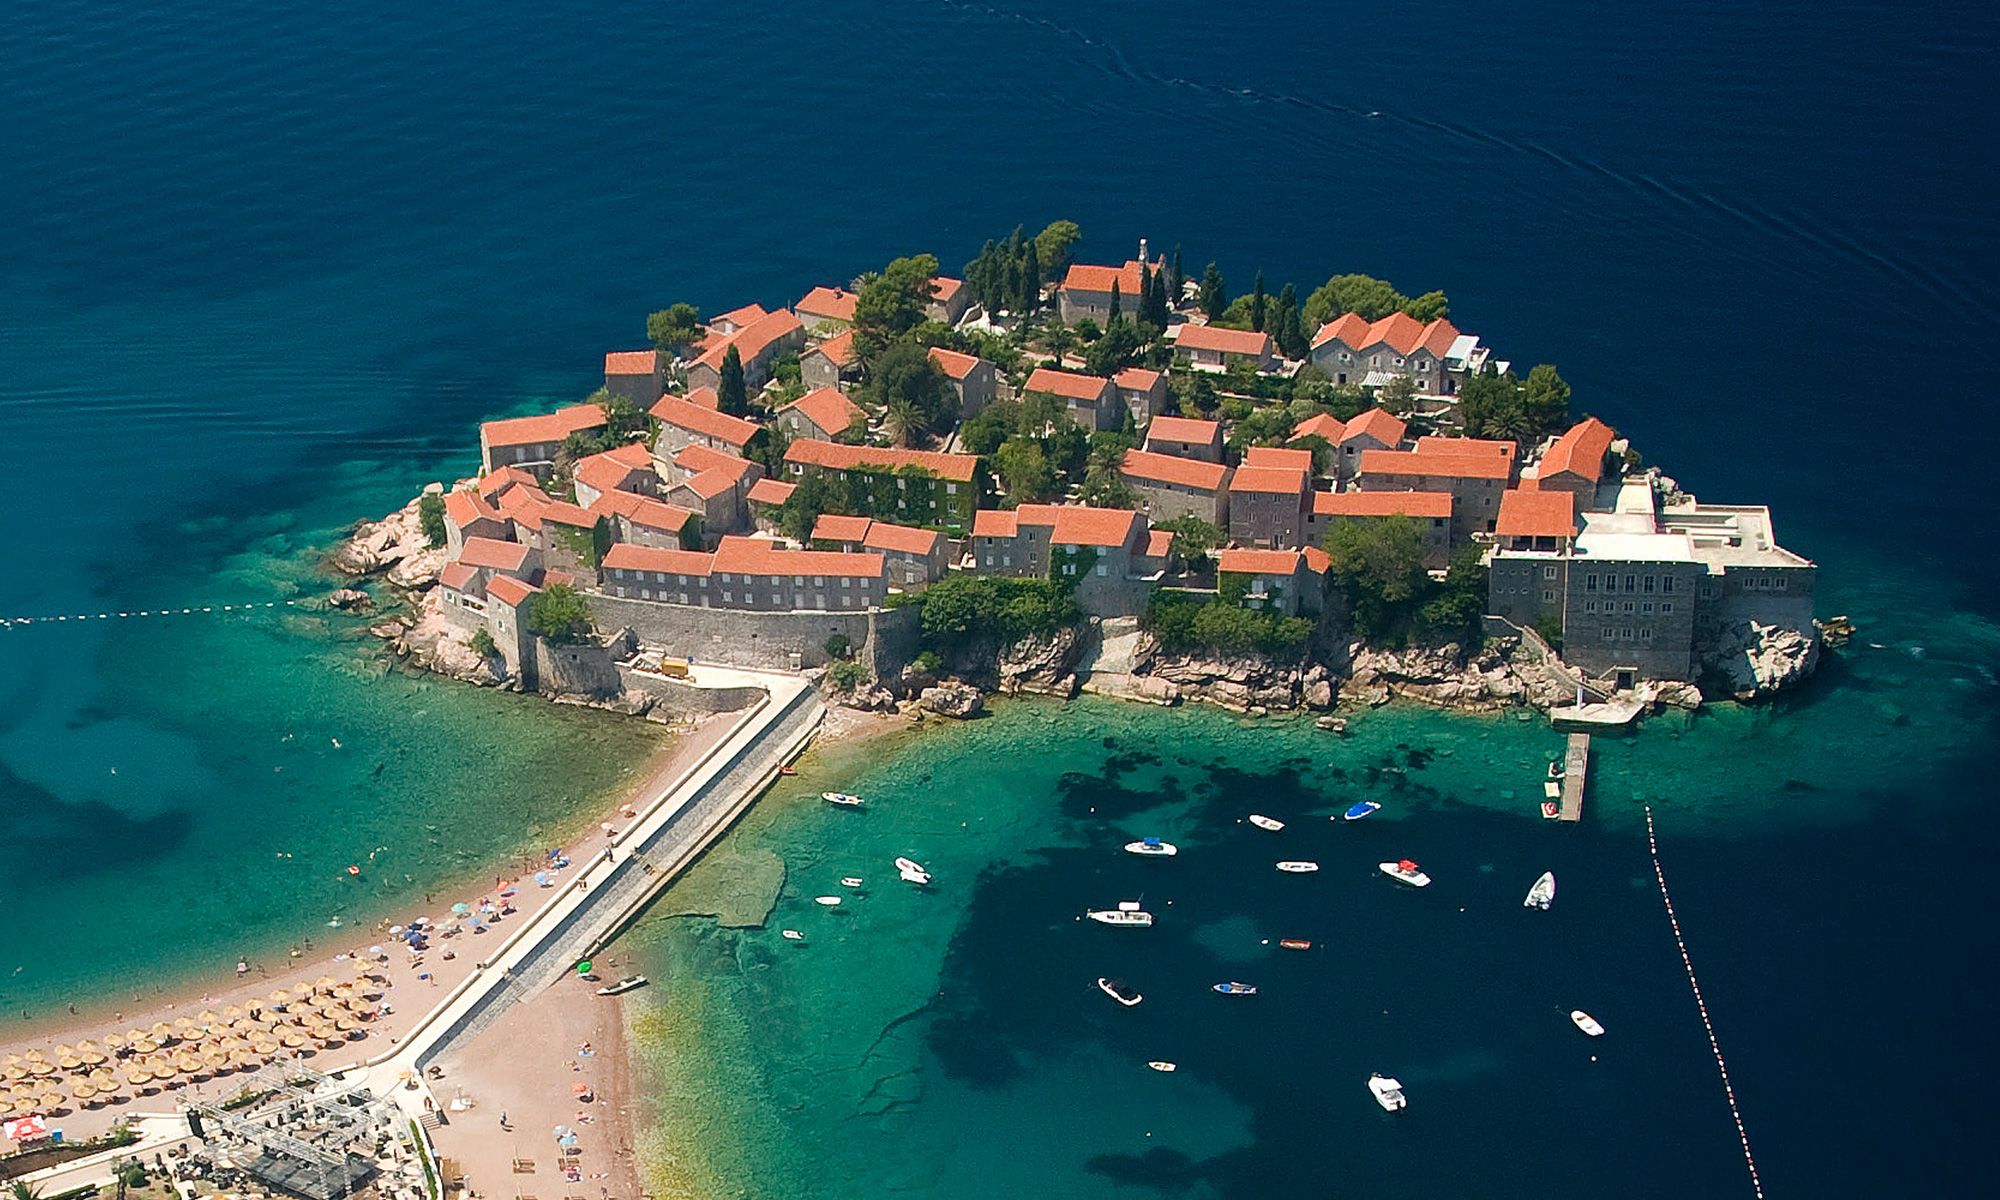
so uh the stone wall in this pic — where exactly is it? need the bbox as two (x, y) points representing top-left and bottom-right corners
(614, 667), (766, 716)
(584, 592), (921, 673)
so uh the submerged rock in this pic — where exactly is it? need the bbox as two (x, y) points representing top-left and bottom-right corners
(327, 588), (373, 612)
(918, 681), (984, 719)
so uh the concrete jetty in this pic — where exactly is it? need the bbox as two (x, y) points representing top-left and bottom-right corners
(1559, 732), (1590, 822)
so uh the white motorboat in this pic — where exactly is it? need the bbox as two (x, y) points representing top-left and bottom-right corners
(1342, 800), (1382, 821)
(1098, 977), (1143, 1007)
(840, 876), (864, 888)
(1570, 1010), (1606, 1037)
(1086, 901), (1155, 927)
(1124, 837), (1178, 857)
(781, 929), (805, 942)
(1275, 860), (1320, 874)
(1524, 871), (1556, 910)
(1147, 1061), (1177, 1073)
(1211, 981), (1258, 996)
(822, 792), (864, 807)
(1247, 814), (1285, 832)
(814, 895), (842, 907)
(1367, 1073), (1407, 1111)
(595, 975), (648, 996)
(1378, 859), (1431, 887)
(895, 856), (931, 885)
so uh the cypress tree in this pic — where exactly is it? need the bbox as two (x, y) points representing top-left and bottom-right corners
(718, 345), (748, 416)
(1198, 263), (1226, 319)
(1250, 271), (1267, 332)
(1109, 280), (1122, 324)
(1274, 282), (1304, 358)
(1022, 240), (1042, 312)
(1167, 245), (1185, 301)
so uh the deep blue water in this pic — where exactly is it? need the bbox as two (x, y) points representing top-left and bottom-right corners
(2, 0), (1997, 1193)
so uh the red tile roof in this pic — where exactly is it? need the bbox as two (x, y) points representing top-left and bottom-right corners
(1175, 323), (1273, 357)
(781, 386), (864, 436)
(539, 499), (598, 529)
(673, 443), (755, 479)
(927, 346), (982, 380)
(1114, 366), (1163, 393)
(485, 575), (539, 608)
(711, 535), (883, 579)
(459, 536), (531, 571)
(1359, 448), (1512, 481)
(603, 543), (715, 577)
(604, 349), (657, 376)
(972, 510), (1019, 538)
(1537, 417), (1616, 484)
(1415, 435), (1518, 465)
(711, 303), (770, 331)
(1024, 366), (1114, 402)
(692, 308), (804, 372)
(683, 385), (721, 410)
(796, 286), (858, 324)
(930, 276), (966, 307)
(1340, 408), (1407, 447)
(589, 490), (695, 532)
(1060, 261), (1150, 296)
(1313, 490), (1453, 519)
(437, 561), (478, 592)
(1217, 548), (1304, 576)
(1119, 448), (1228, 491)
(811, 513), (874, 542)
(746, 478), (795, 506)
(1290, 413), (1346, 443)
(650, 393), (759, 448)
(494, 483), (554, 530)
(864, 521), (942, 556)
(1144, 529), (1175, 559)
(1243, 446), (1314, 472)
(481, 404), (607, 450)
(1228, 465), (1308, 495)
(443, 489), (502, 529)
(1301, 545), (1332, 574)
(1310, 312), (1460, 358)
(476, 465), (539, 500)
(784, 439), (979, 483)
(1144, 415), (1220, 446)
(807, 329), (857, 368)
(1042, 506), (1139, 548)
(574, 451), (653, 498)
(1494, 489), (1578, 538)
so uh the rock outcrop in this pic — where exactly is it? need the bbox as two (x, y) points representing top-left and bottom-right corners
(385, 591), (504, 687)
(327, 588), (373, 612)
(1337, 637), (1564, 712)
(330, 490), (443, 583)
(918, 681), (985, 719)
(1699, 619), (1821, 701)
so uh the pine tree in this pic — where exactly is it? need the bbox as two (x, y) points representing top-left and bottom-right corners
(1250, 272), (1267, 332)
(1198, 263), (1226, 319)
(1108, 280), (1122, 324)
(1022, 240), (1041, 312)
(717, 345), (748, 416)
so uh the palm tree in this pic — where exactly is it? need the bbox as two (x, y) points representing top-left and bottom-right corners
(15, 1180), (47, 1200)
(885, 396), (928, 448)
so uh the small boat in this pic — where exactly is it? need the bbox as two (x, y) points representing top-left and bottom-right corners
(1278, 939), (1312, 951)
(1124, 837), (1178, 857)
(1571, 1010), (1606, 1037)
(822, 792), (864, 807)
(1211, 981), (1258, 996)
(840, 877), (864, 888)
(1248, 814), (1285, 832)
(1367, 1073), (1407, 1111)
(814, 895), (842, 907)
(1524, 871), (1556, 910)
(1086, 901), (1155, 927)
(1275, 861), (1320, 874)
(1547, 760), (1565, 780)
(1343, 800), (1382, 821)
(595, 975), (648, 996)
(778, 766), (798, 776)
(1378, 859), (1431, 887)
(1543, 780), (1562, 800)
(1098, 977), (1143, 1007)
(895, 856), (931, 885)
(781, 929), (805, 942)
(1540, 800), (1561, 820)
(1147, 1061), (1177, 1073)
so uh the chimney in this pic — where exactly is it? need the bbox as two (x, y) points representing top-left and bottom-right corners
(1138, 237), (1149, 264)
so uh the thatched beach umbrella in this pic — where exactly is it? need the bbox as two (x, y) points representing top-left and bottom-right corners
(72, 1082), (96, 1101)
(53, 1044), (73, 1057)
(56, 1054), (82, 1072)
(279, 1031), (308, 1049)
(123, 1067), (152, 1088)
(267, 989), (291, 1005)
(314, 975), (338, 992)
(222, 1005), (244, 1021)
(197, 1010), (220, 1026)
(2, 1065), (25, 1082)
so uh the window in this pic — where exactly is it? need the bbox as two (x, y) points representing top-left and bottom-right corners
(1002, 554), (1012, 567)
(1543, 589), (1555, 602)
(946, 483), (958, 495)
(1775, 576), (1788, 590)
(1620, 627), (1634, 640)
(1602, 628), (1615, 640)
(1624, 574), (1637, 592)
(1095, 563), (1108, 577)
(1662, 576), (1675, 593)
(1642, 602), (1654, 614)
(1585, 574), (1598, 592)
(771, 593), (781, 606)
(1660, 602), (1673, 614)
(1640, 628), (1654, 641)
(1643, 575), (1655, 593)
(1585, 600), (1598, 614)
(1543, 565), (1557, 580)
(721, 591), (733, 602)
(640, 588), (651, 600)
(679, 592), (689, 604)
(841, 577), (852, 588)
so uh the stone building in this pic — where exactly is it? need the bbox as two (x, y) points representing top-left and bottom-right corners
(1113, 366), (1168, 425)
(969, 504), (1171, 617)
(478, 404), (607, 476)
(650, 393), (760, 459)
(928, 347), (997, 420)
(600, 536), (887, 613)
(1332, 408), (1406, 481)
(1307, 312), (1497, 394)
(572, 443), (657, 509)
(1024, 366), (1122, 432)
(781, 440), (981, 531)
(774, 387), (865, 442)
(1226, 463), (1310, 549)
(1357, 444), (1512, 543)
(1142, 415), (1224, 462)
(1173, 323), (1276, 372)
(800, 330), (861, 393)
(1117, 448), (1230, 527)
(684, 308), (805, 392)
(1216, 547), (1326, 617)
(1528, 417), (1617, 504)
(810, 514), (949, 592)
(1306, 490), (1455, 566)
(1056, 255), (1157, 326)
(602, 350), (663, 407)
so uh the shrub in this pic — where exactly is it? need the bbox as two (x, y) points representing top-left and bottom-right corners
(910, 650), (943, 674)
(469, 627), (497, 657)
(828, 660), (868, 691)
(916, 575), (1079, 650)
(525, 583), (594, 644)
(418, 493), (447, 547)
(823, 633), (852, 661)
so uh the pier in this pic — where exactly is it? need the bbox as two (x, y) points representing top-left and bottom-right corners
(1559, 732), (1589, 822)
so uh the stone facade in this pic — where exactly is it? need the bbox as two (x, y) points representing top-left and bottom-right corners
(583, 593), (919, 673)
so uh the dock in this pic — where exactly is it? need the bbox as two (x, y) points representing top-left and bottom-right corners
(1559, 732), (1590, 822)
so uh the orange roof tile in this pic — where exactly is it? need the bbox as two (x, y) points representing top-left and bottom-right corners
(1494, 489), (1577, 539)
(746, 478), (795, 506)
(1359, 448), (1512, 481)
(1060, 261), (1150, 296)
(692, 308), (804, 372)
(459, 536), (531, 571)
(796, 286), (858, 324)
(807, 328), (857, 368)
(1312, 312), (1461, 357)
(1313, 490), (1453, 519)
(1119, 448), (1228, 491)
(1144, 529), (1175, 559)
(863, 521), (942, 555)
(1537, 417), (1616, 484)
(443, 489), (502, 529)
(711, 303), (770, 330)
(1113, 366), (1163, 392)
(1024, 367), (1114, 402)
(676, 470), (737, 501)
(930, 276), (966, 306)
(1046, 506), (1139, 548)
(1301, 545), (1332, 574)
(540, 499), (598, 529)
(972, 510), (1019, 538)
(781, 386), (864, 436)
(1243, 446), (1314, 472)
(494, 483), (554, 530)
(485, 574), (539, 608)
(437, 561), (478, 592)
(604, 349), (657, 376)
(589, 490), (695, 532)
(1290, 413), (1346, 443)
(1175, 323), (1273, 356)
(1340, 408), (1407, 447)
(927, 346), (982, 380)
(603, 543), (714, 576)
(476, 465), (539, 500)
(1228, 465), (1308, 495)
(1144, 416), (1221, 446)
(784, 439), (979, 483)
(650, 393), (759, 448)
(574, 451), (652, 497)
(811, 514), (874, 543)
(683, 385), (721, 410)
(481, 404), (607, 450)
(1217, 548), (1304, 575)
(1414, 435), (1517, 465)
(711, 535), (883, 579)
(673, 442), (755, 480)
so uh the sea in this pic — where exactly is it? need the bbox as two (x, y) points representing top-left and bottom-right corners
(0, 0), (1994, 1195)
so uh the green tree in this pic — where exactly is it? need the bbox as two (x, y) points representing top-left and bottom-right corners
(525, 583), (595, 645)
(1406, 290), (1450, 322)
(1271, 282), (1306, 358)
(916, 575), (1080, 649)
(1140, 265), (1169, 332)
(776, 473), (857, 542)
(1020, 240), (1042, 313)
(1157, 515), (1222, 565)
(852, 253), (940, 362)
(1379, 374), (1417, 415)
(1108, 279), (1122, 325)
(418, 493), (447, 547)
(1198, 262), (1227, 319)
(1457, 367), (1526, 441)
(1033, 220), (1081, 280)
(1167, 245), (1185, 300)
(1522, 363), (1572, 431)
(1250, 271), (1267, 332)
(994, 437), (1057, 504)
(717, 345), (749, 416)
(1419, 546), (1489, 645)
(646, 303), (703, 357)
(1322, 515), (1433, 642)
(592, 388), (646, 438)
(469, 626), (497, 657)
(866, 339), (955, 444)
(1084, 315), (1145, 376)
(960, 399), (1020, 456)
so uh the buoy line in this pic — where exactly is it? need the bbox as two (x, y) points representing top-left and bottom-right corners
(0, 600), (298, 629)
(1646, 805), (1765, 1198)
